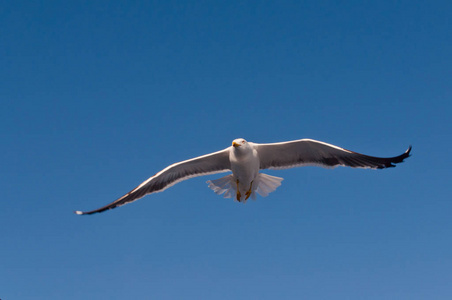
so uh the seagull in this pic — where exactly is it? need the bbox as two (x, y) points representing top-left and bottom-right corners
(75, 138), (411, 215)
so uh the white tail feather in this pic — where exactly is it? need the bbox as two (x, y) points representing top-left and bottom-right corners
(254, 173), (283, 197)
(207, 174), (236, 198)
(207, 173), (283, 202)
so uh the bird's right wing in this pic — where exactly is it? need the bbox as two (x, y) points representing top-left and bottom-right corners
(75, 147), (231, 215)
(254, 139), (411, 170)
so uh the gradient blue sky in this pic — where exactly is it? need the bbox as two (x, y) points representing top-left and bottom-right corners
(1, 1), (451, 299)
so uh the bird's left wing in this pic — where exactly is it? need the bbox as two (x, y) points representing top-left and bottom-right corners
(254, 139), (411, 170)
(75, 148), (231, 215)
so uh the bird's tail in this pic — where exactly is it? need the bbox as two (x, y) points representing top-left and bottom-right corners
(207, 173), (283, 202)
(207, 174), (236, 199)
(254, 173), (284, 198)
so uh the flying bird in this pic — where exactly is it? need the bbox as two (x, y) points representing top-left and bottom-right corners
(75, 138), (411, 215)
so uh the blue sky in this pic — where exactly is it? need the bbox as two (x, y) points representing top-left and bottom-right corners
(1, 1), (451, 299)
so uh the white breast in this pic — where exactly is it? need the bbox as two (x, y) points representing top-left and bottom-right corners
(229, 145), (260, 191)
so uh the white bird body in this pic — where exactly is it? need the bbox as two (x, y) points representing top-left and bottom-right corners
(214, 138), (284, 201)
(229, 139), (260, 198)
(75, 137), (411, 215)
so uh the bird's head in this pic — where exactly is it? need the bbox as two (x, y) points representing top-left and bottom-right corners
(232, 138), (248, 149)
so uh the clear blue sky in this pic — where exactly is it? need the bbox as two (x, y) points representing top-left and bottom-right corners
(1, 1), (451, 299)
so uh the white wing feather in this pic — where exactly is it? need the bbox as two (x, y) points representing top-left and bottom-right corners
(75, 148), (231, 215)
(254, 139), (411, 170)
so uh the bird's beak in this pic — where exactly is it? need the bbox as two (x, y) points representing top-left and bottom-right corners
(232, 141), (240, 148)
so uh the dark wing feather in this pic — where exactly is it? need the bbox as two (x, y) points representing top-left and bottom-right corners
(254, 139), (411, 170)
(75, 148), (231, 215)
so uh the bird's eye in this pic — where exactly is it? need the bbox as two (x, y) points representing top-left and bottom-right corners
(242, 140), (245, 143)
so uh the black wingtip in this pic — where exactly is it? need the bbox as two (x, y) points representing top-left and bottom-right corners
(74, 209), (103, 215)
(73, 205), (116, 215)
(406, 145), (412, 156)
(378, 145), (412, 169)
(392, 145), (412, 166)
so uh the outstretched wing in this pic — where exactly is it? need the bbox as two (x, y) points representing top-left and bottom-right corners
(75, 148), (231, 215)
(254, 139), (411, 170)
